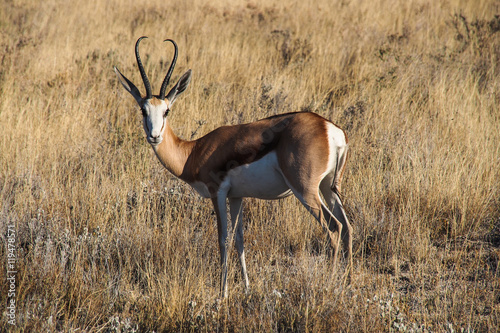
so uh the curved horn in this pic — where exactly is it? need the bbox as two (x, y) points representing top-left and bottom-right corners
(135, 36), (152, 99)
(159, 39), (178, 100)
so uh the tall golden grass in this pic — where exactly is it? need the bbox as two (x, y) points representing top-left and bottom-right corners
(1, 0), (499, 331)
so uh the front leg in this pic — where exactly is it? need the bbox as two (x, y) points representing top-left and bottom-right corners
(229, 197), (249, 291)
(211, 181), (231, 297)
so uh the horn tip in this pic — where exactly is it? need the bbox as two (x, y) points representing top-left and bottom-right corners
(163, 38), (177, 45)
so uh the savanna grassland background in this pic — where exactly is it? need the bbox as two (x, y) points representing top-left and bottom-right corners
(1, 0), (499, 331)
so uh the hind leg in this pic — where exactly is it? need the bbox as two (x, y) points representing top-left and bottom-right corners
(280, 174), (343, 266)
(320, 174), (353, 269)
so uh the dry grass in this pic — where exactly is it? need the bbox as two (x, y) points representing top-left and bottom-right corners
(1, 0), (499, 331)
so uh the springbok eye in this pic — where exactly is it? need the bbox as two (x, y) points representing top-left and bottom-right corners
(164, 109), (170, 117)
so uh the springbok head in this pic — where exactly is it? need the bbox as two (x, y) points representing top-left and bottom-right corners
(114, 36), (192, 146)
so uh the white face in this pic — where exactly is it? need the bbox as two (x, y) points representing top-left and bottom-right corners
(115, 65), (192, 146)
(140, 98), (170, 146)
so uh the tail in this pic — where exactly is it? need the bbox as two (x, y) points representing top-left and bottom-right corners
(331, 144), (348, 197)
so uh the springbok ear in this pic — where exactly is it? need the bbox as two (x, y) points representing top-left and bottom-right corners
(166, 69), (192, 108)
(114, 66), (143, 104)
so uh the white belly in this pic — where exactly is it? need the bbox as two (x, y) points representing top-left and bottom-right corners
(225, 151), (292, 199)
(188, 152), (292, 200)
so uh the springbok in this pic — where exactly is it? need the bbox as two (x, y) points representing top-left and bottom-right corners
(114, 37), (353, 297)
